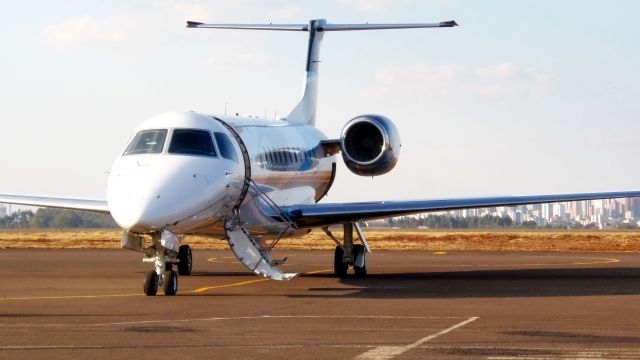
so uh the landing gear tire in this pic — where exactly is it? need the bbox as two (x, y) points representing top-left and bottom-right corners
(163, 270), (178, 296)
(334, 246), (348, 277)
(178, 245), (192, 276)
(353, 244), (367, 277)
(143, 270), (158, 296)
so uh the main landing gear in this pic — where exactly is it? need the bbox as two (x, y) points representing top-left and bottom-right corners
(324, 222), (370, 278)
(121, 231), (192, 296)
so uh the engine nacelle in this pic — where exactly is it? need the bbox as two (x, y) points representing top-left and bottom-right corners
(340, 114), (401, 176)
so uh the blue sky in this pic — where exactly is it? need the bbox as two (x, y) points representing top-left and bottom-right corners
(1, 1), (639, 202)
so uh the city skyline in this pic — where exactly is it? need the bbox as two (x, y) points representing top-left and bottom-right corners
(421, 197), (640, 228)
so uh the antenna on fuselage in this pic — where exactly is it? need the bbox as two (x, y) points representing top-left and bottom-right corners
(187, 19), (458, 125)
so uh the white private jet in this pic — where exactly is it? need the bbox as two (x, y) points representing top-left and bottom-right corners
(2, 19), (639, 296)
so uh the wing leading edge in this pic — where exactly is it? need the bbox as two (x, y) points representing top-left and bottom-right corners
(0, 194), (110, 214)
(283, 191), (640, 228)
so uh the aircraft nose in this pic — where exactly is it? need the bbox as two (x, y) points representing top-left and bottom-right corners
(107, 156), (233, 232)
(108, 188), (163, 231)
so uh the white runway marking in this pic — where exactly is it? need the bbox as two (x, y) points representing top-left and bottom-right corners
(354, 316), (479, 360)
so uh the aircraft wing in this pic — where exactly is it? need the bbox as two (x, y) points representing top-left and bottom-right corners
(0, 194), (110, 214)
(283, 191), (640, 228)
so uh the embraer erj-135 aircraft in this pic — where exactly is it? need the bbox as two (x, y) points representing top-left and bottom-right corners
(2, 19), (639, 296)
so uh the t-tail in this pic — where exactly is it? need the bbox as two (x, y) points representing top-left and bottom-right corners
(187, 19), (458, 126)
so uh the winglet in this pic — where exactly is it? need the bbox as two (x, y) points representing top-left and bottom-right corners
(186, 21), (203, 28)
(441, 20), (459, 27)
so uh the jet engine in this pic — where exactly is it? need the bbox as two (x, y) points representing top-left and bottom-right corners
(340, 115), (400, 176)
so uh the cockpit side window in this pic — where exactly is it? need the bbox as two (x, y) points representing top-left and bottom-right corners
(169, 129), (217, 157)
(214, 132), (239, 163)
(123, 129), (168, 155)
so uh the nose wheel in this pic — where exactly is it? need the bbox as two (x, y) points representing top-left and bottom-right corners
(140, 232), (193, 296)
(162, 270), (178, 295)
(177, 245), (192, 275)
(143, 270), (158, 296)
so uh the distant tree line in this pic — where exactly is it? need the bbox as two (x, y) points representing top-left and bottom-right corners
(1, 209), (637, 230)
(385, 214), (637, 230)
(0, 209), (117, 229)
(386, 214), (514, 229)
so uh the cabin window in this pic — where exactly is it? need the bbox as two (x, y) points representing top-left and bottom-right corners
(124, 129), (168, 155)
(169, 129), (217, 157)
(214, 132), (238, 163)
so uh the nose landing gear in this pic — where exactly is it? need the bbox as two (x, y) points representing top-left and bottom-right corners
(122, 230), (192, 296)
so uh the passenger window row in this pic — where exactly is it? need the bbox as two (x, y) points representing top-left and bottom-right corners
(258, 148), (314, 166)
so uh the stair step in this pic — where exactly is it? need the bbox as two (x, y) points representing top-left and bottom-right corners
(225, 219), (298, 281)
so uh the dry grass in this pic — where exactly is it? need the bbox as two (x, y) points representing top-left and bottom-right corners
(1, 228), (640, 252)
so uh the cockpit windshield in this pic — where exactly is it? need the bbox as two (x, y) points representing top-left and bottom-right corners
(169, 129), (217, 157)
(123, 129), (167, 155)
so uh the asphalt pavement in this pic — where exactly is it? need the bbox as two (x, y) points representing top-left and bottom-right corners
(1, 248), (639, 359)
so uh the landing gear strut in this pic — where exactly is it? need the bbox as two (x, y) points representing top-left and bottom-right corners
(121, 231), (193, 296)
(325, 222), (370, 277)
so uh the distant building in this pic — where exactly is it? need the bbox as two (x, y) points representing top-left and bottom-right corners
(633, 198), (640, 218)
(624, 198), (632, 214)
(552, 203), (566, 220)
(0, 205), (6, 218)
(541, 203), (552, 220)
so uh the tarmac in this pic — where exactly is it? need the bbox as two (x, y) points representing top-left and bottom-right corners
(1, 248), (639, 359)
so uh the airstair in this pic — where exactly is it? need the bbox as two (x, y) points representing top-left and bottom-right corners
(224, 178), (298, 281)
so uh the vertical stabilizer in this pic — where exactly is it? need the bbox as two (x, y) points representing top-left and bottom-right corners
(286, 19), (325, 125)
(187, 19), (458, 126)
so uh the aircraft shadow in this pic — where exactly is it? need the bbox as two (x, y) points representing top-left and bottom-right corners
(290, 267), (640, 299)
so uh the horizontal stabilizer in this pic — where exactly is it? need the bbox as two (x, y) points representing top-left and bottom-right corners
(186, 20), (458, 32)
(321, 21), (458, 31)
(187, 22), (308, 31)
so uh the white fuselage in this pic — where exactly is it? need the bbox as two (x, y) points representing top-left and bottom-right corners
(107, 111), (335, 237)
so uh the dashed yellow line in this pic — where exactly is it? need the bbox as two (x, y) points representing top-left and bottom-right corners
(0, 293), (144, 301)
(303, 269), (333, 275)
(191, 268), (331, 293)
(433, 251), (447, 255)
(374, 256), (621, 268)
(190, 279), (269, 293)
(0, 269), (333, 301)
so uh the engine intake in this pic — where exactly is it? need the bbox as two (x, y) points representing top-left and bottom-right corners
(340, 115), (400, 176)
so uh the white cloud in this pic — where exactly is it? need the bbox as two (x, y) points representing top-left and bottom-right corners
(41, 0), (302, 49)
(335, 0), (414, 14)
(43, 15), (126, 47)
(42, 2), (209, 48)
(374, 62), (548, 98)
